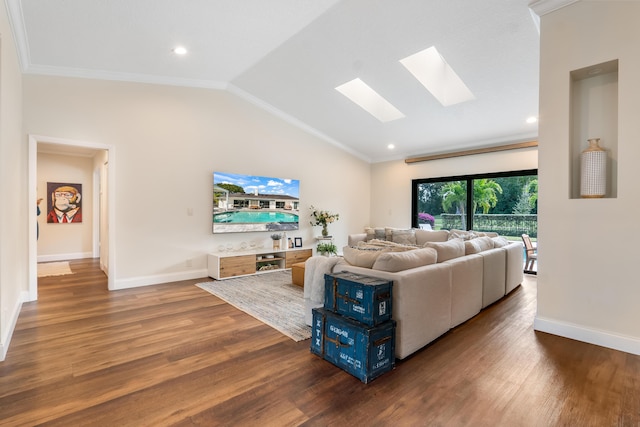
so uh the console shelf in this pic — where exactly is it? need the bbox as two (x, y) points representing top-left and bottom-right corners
(207, 247), (312, 280)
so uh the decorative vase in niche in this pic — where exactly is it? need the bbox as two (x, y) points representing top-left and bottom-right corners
(580, 138), (607, 198)
(321, 224), (329, 237)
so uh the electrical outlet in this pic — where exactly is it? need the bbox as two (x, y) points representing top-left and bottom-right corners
(186, 259), (193, 267)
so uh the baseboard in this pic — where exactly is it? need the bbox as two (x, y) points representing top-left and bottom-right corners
(37, 252), (93, 263)
(0, 291), (27, 361)
(113, 269), (209, 290)
(534, 316), (640, 356)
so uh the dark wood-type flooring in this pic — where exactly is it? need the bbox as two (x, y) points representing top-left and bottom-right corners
(1, 258), (639, 426)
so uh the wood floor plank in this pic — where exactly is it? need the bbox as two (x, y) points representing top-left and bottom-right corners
(1, 258), (639, 426)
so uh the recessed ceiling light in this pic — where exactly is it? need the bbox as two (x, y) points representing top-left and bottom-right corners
(400, 46), (475, 107)
(387, 143), (395, 150)
(173, 46), (188, 55)
(335, 78), (405, 123)
(526, 116), (538, 124)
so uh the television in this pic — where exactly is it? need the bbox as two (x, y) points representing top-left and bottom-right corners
(213, 171), (300, 234)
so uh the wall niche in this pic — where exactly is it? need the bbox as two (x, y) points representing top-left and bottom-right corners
(569, 59), (618, 199)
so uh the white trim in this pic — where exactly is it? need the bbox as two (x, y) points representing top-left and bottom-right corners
(0, 292), (26, 361)
(23, 64), (227, 90)
(37, 252), (93, 263)
(534, 316), (640, 356)
(28, 137), (38, 301)
(528, 0), (580, 17)
(4, 0), (30, 71)
(3, 0), (226, 90)
(113, 269), (209, 290)
(28, 135), (116, 300)
(93, 169), (100, 257)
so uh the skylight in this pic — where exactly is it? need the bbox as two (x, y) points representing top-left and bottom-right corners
(400, 46), (475, 107)
(335, 78), (405, 123)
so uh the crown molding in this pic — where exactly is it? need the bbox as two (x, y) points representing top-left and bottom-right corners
(5, 0), (30, 71)
(529, 0), (580, 16)
(23, 64), (227, 90)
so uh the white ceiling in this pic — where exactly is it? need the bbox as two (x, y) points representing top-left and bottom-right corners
(8, 0), (541, 163)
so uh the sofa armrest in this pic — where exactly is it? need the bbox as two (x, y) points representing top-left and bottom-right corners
(332, 261), (452, 359)
(478, 247), (507, 308)
(504, 241), (524, 293)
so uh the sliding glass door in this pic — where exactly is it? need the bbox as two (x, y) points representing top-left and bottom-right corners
(412, 169), (537, 239)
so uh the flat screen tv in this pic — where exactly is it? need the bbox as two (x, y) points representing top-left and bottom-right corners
(213, 171), (300, 234)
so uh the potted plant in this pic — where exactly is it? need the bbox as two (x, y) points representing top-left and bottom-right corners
(270, 233), (282, 250)
(310, 206), (339, 237)
(317, 242), (338, 256)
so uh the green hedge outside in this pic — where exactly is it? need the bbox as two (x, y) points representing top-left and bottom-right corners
(441, 214), (537, 238)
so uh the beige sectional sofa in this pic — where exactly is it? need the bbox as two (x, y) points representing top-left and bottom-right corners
(326, 227), (524, 359)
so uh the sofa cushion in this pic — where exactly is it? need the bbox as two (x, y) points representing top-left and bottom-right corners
(372, 247), (437, 272)
(464, 236), (495, 254)
(415, 229), (449, 245)
(464, 239), (481, 255)
(426, 238), (465, 262)
(491, 236), (510, 248)
(343, 246), (384, 268)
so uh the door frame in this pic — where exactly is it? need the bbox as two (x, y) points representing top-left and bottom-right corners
(28, 134), (116, 300)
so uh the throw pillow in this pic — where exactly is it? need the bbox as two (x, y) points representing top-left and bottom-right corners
(384, 227), (416, 241)
(475, 236), (495, 251)
(357, 239), (417, 252)
(464, 239), (483, 255)
(426, 238), (465, 262)
(372, 247), (438, 272)
(464, 236), (495, 254)
(492, 236), (510, 247)
(364, 227), (386, 242)
(342, 246), (384, 268)
(390, 228), (417, 245)
(415, 229), (449, 245)
(448, 229), (478, 241)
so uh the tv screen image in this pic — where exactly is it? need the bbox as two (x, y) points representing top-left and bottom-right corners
(213, 172), (300, 234)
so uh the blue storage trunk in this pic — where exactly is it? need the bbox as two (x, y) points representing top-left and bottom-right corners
(324, 271), (393, 326)
(310, 307), (395, 383)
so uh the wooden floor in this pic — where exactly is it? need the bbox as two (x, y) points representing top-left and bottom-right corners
(1, 259), (639, 426)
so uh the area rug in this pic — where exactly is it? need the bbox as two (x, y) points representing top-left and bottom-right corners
(37, 261), (73, 277)
(196, 270), (311, 342)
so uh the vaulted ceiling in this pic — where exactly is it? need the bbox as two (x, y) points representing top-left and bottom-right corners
(7, 0), (540, 163)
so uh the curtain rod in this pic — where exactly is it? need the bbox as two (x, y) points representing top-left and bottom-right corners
(405, 140), (538, 164)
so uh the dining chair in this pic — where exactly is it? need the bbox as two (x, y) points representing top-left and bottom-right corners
(521, 234), (537, 273)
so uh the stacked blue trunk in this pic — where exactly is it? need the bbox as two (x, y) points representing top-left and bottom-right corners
(310, 271), (395, 383)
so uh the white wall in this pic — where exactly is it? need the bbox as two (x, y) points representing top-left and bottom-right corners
(37, 152), (94, 261)
(22, 75), (371, 289)
(0, 3), (26, 360)
(369, 148), (538, 228)
(536, 1), (640, 355)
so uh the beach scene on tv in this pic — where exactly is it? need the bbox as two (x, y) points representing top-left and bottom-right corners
(213, 172), (300, 233)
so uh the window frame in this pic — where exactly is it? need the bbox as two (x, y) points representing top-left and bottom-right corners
(411, 168), (538, 230)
